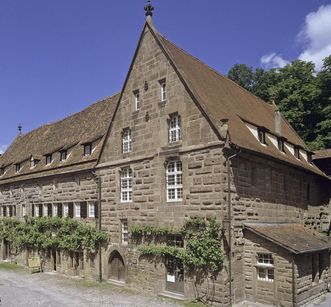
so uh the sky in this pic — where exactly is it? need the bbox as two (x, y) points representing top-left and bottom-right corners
(1, 0), (331, 153)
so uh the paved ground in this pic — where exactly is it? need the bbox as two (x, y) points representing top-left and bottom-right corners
(0, 266), (182, 307)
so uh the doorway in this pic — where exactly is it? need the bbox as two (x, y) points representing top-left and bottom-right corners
(165, 256), (184, 293)
(108, 251), (125, 282)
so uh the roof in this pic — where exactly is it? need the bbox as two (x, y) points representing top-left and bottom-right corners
(314, 149), (331, 160)
(146, 21), (326, 177)
(244, 223), (329, 254)
(0, 93), (120, 184)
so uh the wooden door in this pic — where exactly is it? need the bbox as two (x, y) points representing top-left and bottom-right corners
(108, 251), (125, 282)
(165, 256), (184, 293)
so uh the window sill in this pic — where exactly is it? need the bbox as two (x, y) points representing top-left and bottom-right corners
(158, 100), (167, 108)
(166, 200), (183, 204)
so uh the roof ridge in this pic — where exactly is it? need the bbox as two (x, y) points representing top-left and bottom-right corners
(158, 34), (274, 109)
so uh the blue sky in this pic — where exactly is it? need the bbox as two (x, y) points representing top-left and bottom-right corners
(1, 0), (331, 152)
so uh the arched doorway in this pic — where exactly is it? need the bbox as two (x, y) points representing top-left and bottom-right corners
(108, 251), (125, 282)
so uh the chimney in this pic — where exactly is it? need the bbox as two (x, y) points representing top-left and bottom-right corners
(273, 101), (282, 135)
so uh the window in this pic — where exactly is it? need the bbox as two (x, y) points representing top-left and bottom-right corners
(277, 138), (285, 152)
(121, 220), (129, 245)
(57, 203), (63, 218)
(88, 203), (96, 218)
(307, 153), (312, 164)
(122, 128), (132, 153)
(84, 143), (92, 156)
(257, 253), (274, 282)
(34, 205), (40, 217)
(166, 161), (183, 201)
(80, 202), (87, 219)
(0, 167), (4, 176)
(45, 154), (52, 165)
(2, 206), (6, 217)
(160, 79), (166, 102)
(169, 114), (181, 143)
(22, 205), (26, 216)
(294, 146), (300, 159)
(121, 168), (132, 202)
(15, 163), (21, 173)
(53, 204), (58, 217)
(134, 90), (140, 111)
(63, 204), (69, 217)
(60, 150), (67, 161)
(8, 206), (13, 217)
(167, 234), (184, 248)
(47, 204), (52, 216)
(30, 158), (38, 168)
(43, 204), (48, 216)
(257, 128), (266, 145)
(75, 203), (81, 218)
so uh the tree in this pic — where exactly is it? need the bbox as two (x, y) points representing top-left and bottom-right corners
(228, 64), (254, 91)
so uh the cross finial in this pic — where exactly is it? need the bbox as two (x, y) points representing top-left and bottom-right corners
(18, 124), (22, 134)
(144, 0), (154, 17)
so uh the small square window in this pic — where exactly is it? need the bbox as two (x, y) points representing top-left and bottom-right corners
(60, 150), (67, 161)
(45, 154), (52, 165)
(84, 144), (92, 156)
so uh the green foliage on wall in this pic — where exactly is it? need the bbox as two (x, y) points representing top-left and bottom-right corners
(0, 217), (108, 253)
(135, 217), (224, 275)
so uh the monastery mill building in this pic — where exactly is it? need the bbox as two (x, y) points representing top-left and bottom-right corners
(1, 4), (331, 306)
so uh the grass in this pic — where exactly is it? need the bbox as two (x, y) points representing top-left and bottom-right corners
(0, 262), (25, 271)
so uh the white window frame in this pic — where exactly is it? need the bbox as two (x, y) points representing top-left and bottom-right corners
(134, 90), (140, 111)
(22, 205), (26, 217)
(53, 204), (58, 217)
(166, 161), (183, 202)
(63, 204), (69, 217)
(84, 144), (92, 156)
(169, 114), (181, 143)
(122, 128), (132, 153)
(75, 203), (81, 218)
(160, 80), (166, 102)
(120, 168), (132, 203)
(121, 220), (129, 245)
(257, 253), (274, 282)
(88, 203), (95, 218)
(6, 206), (10, 217)
(43, 204), (48, 216)
(45, 154), (52, 165)
(35, 205), (40, 217)
(60, 150), (67, 161)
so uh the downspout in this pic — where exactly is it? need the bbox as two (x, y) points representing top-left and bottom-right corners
(292, 256), (297, 307)
(226, 148), (241, 306)
(92, 170), (102, 283)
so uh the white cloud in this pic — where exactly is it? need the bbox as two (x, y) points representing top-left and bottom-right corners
(260, 5), (331, 71)
(298, 4), (331, 70)
(260, 53), (289, 69)
(0, 144), (7, 154)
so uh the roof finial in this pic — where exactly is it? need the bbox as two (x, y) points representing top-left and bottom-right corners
(144, 0), (154, 17)
(18, 123), (22, 135)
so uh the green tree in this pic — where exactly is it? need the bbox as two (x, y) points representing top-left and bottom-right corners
(228, 64), (254, 90)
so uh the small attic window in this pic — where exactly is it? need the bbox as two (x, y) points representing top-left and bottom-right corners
(30, 158), (38, 168)
(277, 138), (285, 153)
(45, 154), (52, 165)
(307, 153), (313, 164)
(294, 146), (300, 159)
(60, 150), (67, 161)
(15, 163), (21, 173)
(257, 128), (266, 145)
(159, 79), (166, 102)
(133, 90), (140, 111)
(84, 143), (92, 156)
(0, 167), (4, 176)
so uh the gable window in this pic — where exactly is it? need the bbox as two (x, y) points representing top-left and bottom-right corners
(277, 138), (285, 153)
(134, 90), (140, 111)
(122, 128), (132, 153)
(294, 146), (300, 159)
(121, 219), (129, 245)
(169, 114), (181, 143)
(45, 154), (52, 165)
(84, 143), (92, 156)
(257, 253), (274, 282)
(60, 150), (67, 161)
(120, 167), (132, 203)
(15, 163), (21, 173)
(166, 160), (183, 202)
(257, 128), (266, 145)
(160, 79), (166, 102)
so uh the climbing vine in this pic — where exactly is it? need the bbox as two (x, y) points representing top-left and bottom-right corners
(0, 217), (108, 254)
(135, 217), (224, 275)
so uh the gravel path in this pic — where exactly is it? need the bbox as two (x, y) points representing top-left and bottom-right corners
(0, 268), (181, 307)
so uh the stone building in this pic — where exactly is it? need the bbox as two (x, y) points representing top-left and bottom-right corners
(1, 7), (331, 307)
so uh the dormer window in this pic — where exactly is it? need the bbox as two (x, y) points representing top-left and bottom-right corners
(257, 128), (266, 145)
(294, 146), (300, 159)
(0, 167), (4, 176)
(307, 153), (312, 164)
(60, 150), (67, 161)
(45, 154), (52, 165)
(160, 79), (166, 102)
(134, 90), (140, 111)
(83, 143), (92, 156)
(15, 163), (21, 173)
(30, 158), (38, 168)
(277, 138), (285, 153)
